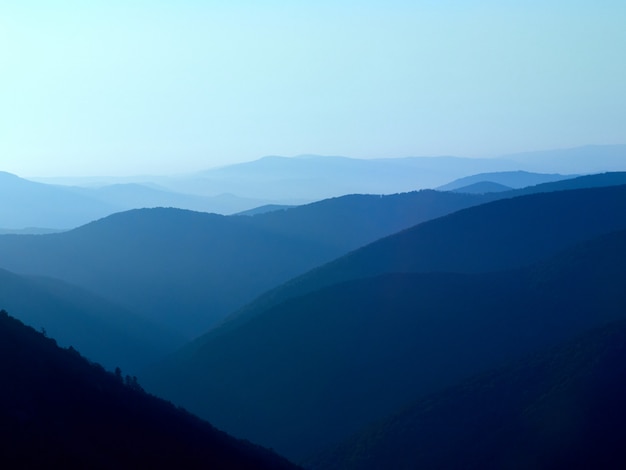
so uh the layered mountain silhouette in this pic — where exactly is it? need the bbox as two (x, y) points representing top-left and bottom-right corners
(0, 190), (494, 337)
(116, 145), (626, 200)
(0, 268), (182, 373)
(0, 171), (277, 229)
(7, 145), (625, 229)
(502, 144), (626, 174)
(0, 171), (117, 229)
(220, 182), (626, 333)
(308, 316), (626, 469)
(143, 189), (626, 460)
(437, 170), (572, 191)
(162, 154), (520, 200)
(0, 310), (297, 469)
(449, 181), (513, 193)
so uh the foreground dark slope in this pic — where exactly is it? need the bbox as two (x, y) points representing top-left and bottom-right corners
(222, 183), (626, 331)
(309, 317), (626, 470)
(0, 268), (182, 373)
(145, 228), (626, 460)
(0, 191), (493, 337)
(0, 310), (297, 470)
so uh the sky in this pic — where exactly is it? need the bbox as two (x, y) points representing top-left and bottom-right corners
(1, 1), (625, 177)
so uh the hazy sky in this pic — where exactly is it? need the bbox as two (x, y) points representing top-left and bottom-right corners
(1, 1), (625, 176)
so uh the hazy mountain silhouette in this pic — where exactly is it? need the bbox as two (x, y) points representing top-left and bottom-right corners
(0, 310), (298, 469)
(161, 154), (520, 200)
(450, 181), (513, 193)
(502, 144), (626, 174)
(0, 171), (117, 229)
(131, 145), (626, 201)
(0, 172), (281, 229)
(236, 204), (297, 216)
(144, 228), (626, 460)
(511, 171), (626, 196)
(437, 170), (573, 191)
(68, 183), (275, 215)
(309, 317), (626, 469)
(0, 227), (64, 235)
(0, 191), (495, 336)
(220, 183), (626, 333)
(0, 268), (183, 373)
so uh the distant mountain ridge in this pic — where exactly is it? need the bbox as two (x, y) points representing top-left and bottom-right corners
(437, 170), (573, 191)
(450, 181), (513, 194)
(0, 171), (117, 229)
(9, 145), (626, 228)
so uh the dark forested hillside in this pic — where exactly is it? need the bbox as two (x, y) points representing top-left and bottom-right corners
(144, 228), (626, 460)
(0, 310), (298, 469)
(308, 317), (626, 470)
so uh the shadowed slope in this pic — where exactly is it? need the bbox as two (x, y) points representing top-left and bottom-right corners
(308, 317), (626, 469)
(219, 183), (626, 333)
(145, 228), (626, 460)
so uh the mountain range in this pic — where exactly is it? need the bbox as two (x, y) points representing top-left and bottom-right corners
(3, 155), (626, 467)
(20, 145), (626, 228)
(0, 190), (496, 339)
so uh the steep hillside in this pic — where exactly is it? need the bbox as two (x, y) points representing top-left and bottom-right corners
(308, 317), (626, 469)
(0, 310), (297, 469)
(144, 229), (626, 460)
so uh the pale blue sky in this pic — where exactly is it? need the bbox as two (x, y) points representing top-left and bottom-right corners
(1, 1), (625, 176)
